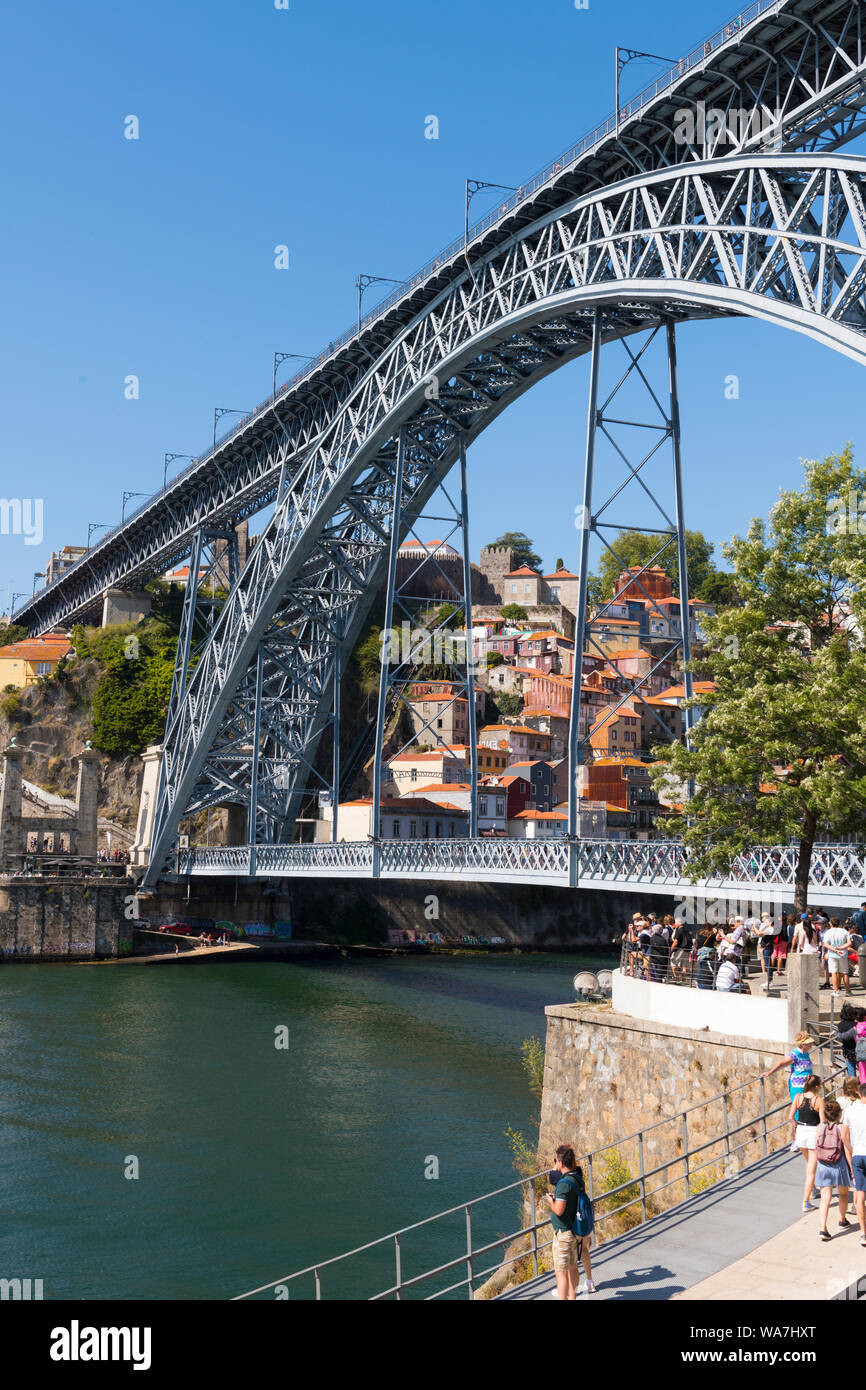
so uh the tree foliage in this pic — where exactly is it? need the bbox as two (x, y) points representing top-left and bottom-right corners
(74, 620), (178, 758)
(655, 447), (866, 909)
(486, 531), (541, 570)
(500, 604), (528, 622)
(587, 528), (731, 608)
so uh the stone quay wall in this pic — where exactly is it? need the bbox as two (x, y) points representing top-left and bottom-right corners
(142, 875), (680, 949)
(537, 1003), (793, 1236)
(0, 879), (129, 961)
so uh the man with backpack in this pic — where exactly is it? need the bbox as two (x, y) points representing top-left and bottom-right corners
(546, 1145), (596, 1298)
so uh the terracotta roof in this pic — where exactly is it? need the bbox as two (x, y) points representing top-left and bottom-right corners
(654, 681), (716, 700)
(511, 809), (568, 821)
(543, 568), (579, 579)
(505, 566), (541, 577)
(0, 637), (71, 661)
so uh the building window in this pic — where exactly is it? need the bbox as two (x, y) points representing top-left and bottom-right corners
(36, 662), (52, 676)
(424, 821), (430, 837)
(496, 799), (504, 816)
(409, 820), (417, 838)
(393, 820), (401, 838)
(479, 798), (488, 816)
(410, 768), (418, 782)
(435, 822), (442, 838)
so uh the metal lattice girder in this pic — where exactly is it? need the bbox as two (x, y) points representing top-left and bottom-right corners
(175, 839), (866, 909)
(143, 151), (866, 883)
(17, 0), (866, 636)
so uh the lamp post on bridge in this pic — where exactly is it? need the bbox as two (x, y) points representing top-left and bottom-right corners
(355, 274), (402, 336)
(87, 523), (112, 548)
(213, 408), (249, 452)
(615, 47), (676, 138)
(464, 180), (517, 255)
(273, 351), (314, 398)
(163, 453), (194, 494)
(32, 571), (45, 596)
(122, 491), (147, 523)
(11, 591), (27, 618)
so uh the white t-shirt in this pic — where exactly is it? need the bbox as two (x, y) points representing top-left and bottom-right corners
(716, 960), (740, 992)
(823, 927), (849, 956)
(845, 1101), (866, 1156)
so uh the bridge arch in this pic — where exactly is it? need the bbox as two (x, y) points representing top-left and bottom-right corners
(144, 153), (866, 882)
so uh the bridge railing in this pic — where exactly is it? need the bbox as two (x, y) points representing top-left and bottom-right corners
(177, 838), (866, 893)
(17, 2), (784, 619)
(231, 1035), (843, 1301)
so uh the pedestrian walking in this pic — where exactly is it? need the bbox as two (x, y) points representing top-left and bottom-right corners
(836, 1075), (861, 1122)
(815, 1099), (852, 1240)
(841, 1083), (866, 1248)
(789, 1077), (825, 1211)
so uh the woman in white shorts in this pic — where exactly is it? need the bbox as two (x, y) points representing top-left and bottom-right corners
(790, 1076), (825, 1212)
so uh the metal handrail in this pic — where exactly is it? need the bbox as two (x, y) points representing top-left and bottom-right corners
(233, 1034), (844, 1301)
(18, 1), (783, 619)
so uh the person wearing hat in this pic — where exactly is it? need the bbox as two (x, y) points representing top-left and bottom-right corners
(755, 912), (777, 989)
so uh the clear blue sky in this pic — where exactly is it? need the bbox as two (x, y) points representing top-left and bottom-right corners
(1, 0), (864, 611)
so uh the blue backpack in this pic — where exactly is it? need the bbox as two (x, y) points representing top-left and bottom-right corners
(562, 1172), (595, 1238)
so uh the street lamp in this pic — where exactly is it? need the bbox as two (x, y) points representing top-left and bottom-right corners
(87, 522), (112, 547)
(122, 491), (147, 522)
(273, 351), (314, 397)
(32, 570), (45, 595)
(213, 408), (249, 451)
(355, 274), (402, 335)
(164, 452), (194, 493)
(464, 180), (517, 255)
(615, 47), (676, 137)
(11, 591), (27, 616)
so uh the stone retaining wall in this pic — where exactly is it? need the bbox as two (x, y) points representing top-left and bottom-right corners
(0, 879), (128, 960)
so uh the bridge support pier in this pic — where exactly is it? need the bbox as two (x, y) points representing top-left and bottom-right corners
(567, 311), (696, 884)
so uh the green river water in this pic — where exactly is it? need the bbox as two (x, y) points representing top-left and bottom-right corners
(0, 951), (610, 1300)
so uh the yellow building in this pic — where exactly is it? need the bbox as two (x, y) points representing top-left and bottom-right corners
(0, 635), (72, 688)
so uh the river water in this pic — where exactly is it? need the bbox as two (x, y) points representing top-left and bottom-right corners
(0, 951), (609, 1300)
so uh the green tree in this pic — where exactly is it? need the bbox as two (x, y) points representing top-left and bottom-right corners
(655, 447), (866, 911)
(501, 604), (528, 623)
(487, 532), (541, 570)
(496, 692), (524, 717)
(588, 529), (721, 605)
(0, 624), (27, 648)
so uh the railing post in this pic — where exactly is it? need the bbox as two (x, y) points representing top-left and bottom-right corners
(637, 1132), (647, 1222)
(759, 1075), (768, 1158)
(529, 1182), (539, 1279)
(681, 1112), (690, 1198)
(465, 1205), (474, 1301)
(314, 1266), (322, 1301)
(394, 1233), (402, 1301)
(722, 1093), (732, 1175)
(586, 1152), (594, 1200)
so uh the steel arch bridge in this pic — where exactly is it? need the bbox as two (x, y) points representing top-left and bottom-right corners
(13, 0), (866, 888)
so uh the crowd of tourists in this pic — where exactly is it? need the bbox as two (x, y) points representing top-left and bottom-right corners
(764, 1026), (866, 1245)
(546, 1017), (866, 1298)
(620, 904), (866, 995)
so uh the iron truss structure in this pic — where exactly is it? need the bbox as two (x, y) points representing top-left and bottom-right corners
(139, 147), (866, 884)
(18, 0), (866, 638)
(175, 840), (866, 910)
(12, 0), (866, 885)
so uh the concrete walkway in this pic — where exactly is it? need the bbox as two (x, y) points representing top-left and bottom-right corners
(499, 1148), (863, 1301)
